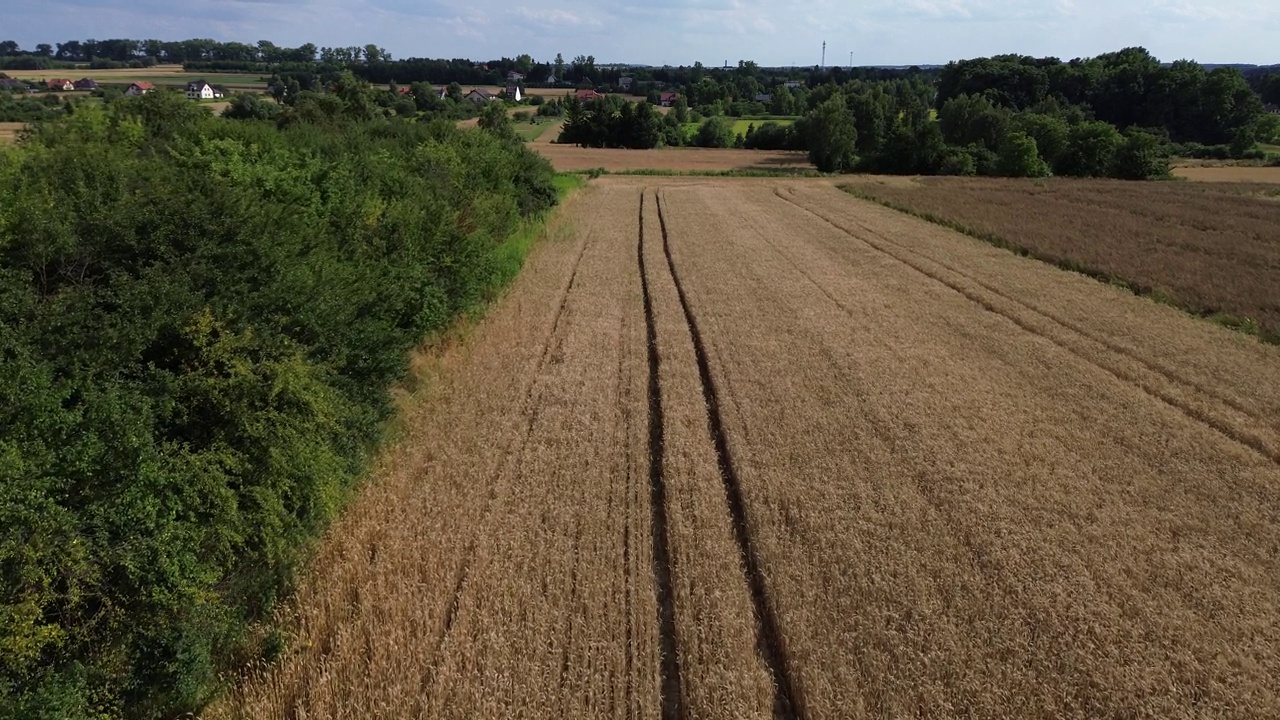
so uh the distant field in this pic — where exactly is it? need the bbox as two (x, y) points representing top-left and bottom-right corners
(0, 122), (24, 144)
(531, 144), (813, 173)
(13, 65), (267, 89)
(1175, 166), (1280, 183)
(681, 116), (796, 140)
(844, 175), (1280, 338)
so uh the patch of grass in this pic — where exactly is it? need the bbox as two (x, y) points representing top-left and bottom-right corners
(577, 166), (823, 178)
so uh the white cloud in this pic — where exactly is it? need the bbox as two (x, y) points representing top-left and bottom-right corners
(2, 0), (1276, 66)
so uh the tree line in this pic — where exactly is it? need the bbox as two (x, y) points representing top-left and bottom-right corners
(0, 87), (558, 719)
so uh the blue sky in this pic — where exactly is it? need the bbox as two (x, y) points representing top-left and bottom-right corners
(4, 0), (1277, 66)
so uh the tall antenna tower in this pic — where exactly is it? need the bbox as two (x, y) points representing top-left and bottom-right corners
(849, 51), (853, 69)
(821, 41), (826, 68)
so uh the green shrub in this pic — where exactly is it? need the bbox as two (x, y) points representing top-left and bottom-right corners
(0, 90), (558, 719)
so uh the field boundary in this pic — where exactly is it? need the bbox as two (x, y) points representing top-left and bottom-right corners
(839, 184), (1280, 346)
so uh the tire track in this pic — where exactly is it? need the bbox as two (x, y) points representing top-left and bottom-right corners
(774, 188), (1280, 466)
(782, 186), (1267, 426)
(655, 191), (804, 720)
(638, 190), (685, 720)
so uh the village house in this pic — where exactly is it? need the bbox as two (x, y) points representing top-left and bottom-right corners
(505, 85), (523, 102)
(465, 88), (497, 103)
(754, 93), (772, 103)
(783, 80), (804, 89)
(46, 79), (75, 91)
(1266, 103), (1280, 115)
(185, 80), (224, 101)
(575, 88), (605, 102)
(659, 91), (679, 107)
(618, 76), (634, 91)
(73, 78), (99, 90)
(126, 81), (154, 96)
(544, 73), (558, 85)
(507, 70), (525, 82)
(0, 78), (29, 93)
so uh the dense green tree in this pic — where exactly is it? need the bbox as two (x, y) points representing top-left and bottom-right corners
(1012, 112), (1069, 168)
(1058, 120), (1124, 176)
(694, 115), (733, 148)
(804, 94), (858, 172)
(996, 131), (1051, 177)
(938, 93), (1010, 150)
(1111, 128), (1170, 179)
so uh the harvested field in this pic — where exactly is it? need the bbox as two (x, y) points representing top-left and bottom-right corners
(844, 176), (1280, 339)
(210, 177), (1280, 720)
(0, 122), (24, 144)
(532, 144), (813, 173)
(1174, 165), (1280, 183)
(13, 66), (268, 92)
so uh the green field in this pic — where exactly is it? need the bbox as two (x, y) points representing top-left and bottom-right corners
(682, 116), (796, 140)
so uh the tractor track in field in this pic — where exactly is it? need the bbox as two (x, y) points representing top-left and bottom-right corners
(638, 190), (685, 720)
(774, 188), (1280, 467)
(655, 191), (805, 720)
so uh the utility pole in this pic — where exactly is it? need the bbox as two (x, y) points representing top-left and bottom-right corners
(821, 40), (826, 68)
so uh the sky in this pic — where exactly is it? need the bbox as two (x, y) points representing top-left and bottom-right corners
(4, 0), (1278, 67)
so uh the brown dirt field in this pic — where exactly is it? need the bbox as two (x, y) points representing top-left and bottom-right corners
(15, 64), (189, 80)
(843, 176), (1280, 338)
(208, 177), (1280, 719)
(0, 122), (24, 144)
(1174, 166), (1280, 183)
(532, 144), (813, 173)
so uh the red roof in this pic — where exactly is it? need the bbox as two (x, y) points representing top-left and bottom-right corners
(660, 92), (678, 101)
(396, 86), (413, 94)
(131, 81), (154, 90)
(575, 89), (604, 101)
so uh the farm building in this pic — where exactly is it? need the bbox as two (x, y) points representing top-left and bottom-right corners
(465, 88), (496, 103)
(618, 76), (634, 91)
(185, 81), (224, 100)
(73, 78), (99, 90)
(659, 91), (679, 107)
(0, 78), (29, 92)
(46, 79), (75, 91)
(126, 81), (153, 96)
(575, 88), (605, 102)
(505, 85), (523, 102)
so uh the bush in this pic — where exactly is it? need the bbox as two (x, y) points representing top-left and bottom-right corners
(693, 115), (733, 148)
(1111, 128), (1170, 179)
(996, 131), (1050, 177)
(1057, 120), (1123, 177)
(0, 91), (558, 719)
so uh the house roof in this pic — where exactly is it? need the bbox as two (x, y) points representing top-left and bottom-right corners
(130, 81), (154, 90)
(505, 85), (520, 93)
(0, 78), (27, 89)
(74, 78), (98, 85)
(575, 89), (604, 100)
(187, 81), (212, 90)
(660, 91), (678, 100)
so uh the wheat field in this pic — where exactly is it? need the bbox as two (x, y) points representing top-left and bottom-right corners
(209, 177), (1280, 719)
